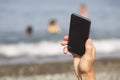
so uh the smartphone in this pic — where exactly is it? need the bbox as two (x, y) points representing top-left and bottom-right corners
(68, 14), (91, 56)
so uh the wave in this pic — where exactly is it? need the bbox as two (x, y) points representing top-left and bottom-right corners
(0, 39), (120, 57)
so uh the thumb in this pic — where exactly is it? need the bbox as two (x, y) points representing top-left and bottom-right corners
(85, 39), (93, 56)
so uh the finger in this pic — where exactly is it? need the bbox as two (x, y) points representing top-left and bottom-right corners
(84, 39), (93, 56)
(73, 57), (81, 79)
(64, 35), (69, 41)
(63, 46), (68, 54)
(61, 41), (68, 46)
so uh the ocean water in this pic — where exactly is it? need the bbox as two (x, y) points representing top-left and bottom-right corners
(0, 0), (120, 64)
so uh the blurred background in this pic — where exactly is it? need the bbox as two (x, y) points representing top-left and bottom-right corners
(0, 0), (120, 80)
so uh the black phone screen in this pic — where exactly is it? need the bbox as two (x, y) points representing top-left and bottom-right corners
(68, 14), (91, 56)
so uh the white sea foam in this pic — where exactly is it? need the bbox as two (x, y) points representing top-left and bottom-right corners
(0, 39), (120, 57)
(94, 39), (120, 53)
(0, 41), (63, 57)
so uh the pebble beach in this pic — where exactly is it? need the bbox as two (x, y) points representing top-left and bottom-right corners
(0, 58), (120, 80)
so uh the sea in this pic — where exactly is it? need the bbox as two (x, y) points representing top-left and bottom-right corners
(0, 0), (120, 65)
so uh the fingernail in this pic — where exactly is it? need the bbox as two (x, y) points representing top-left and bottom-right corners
(64, 47), (68, 54)
(64, 50), (67, 54)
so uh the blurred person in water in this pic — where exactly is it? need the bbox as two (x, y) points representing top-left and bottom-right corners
(25, 25), (33, 36)
(79, 4), (89, 18)
(61, 4), (96, 80)
(47, 20), (61, 34)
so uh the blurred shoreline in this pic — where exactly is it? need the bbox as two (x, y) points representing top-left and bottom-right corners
(0, 52), (120, 65)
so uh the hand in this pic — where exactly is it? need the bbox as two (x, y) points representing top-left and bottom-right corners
(61, 36), (96, 80)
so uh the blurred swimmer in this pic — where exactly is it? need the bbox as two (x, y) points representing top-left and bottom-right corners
(47, 20), (60, 34)
(25, 25), (33, 36)
(79, 4), (89, 18)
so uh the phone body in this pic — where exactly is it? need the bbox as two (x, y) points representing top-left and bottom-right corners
(68, 14), (91, 56)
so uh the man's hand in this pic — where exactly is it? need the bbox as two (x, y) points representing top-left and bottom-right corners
(61, 36), (96, 80)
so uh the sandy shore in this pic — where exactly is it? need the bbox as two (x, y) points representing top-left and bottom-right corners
(0, 58), (120, 80)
